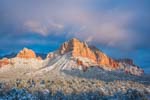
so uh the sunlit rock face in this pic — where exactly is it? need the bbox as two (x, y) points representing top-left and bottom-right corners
(16, 48), (42, 60)
(59, 38), (119, 70)
(17, 48), (36, 59)
(60, 38), (97, 62)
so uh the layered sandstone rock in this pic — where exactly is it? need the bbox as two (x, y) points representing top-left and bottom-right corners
(59, 38), (119, 70)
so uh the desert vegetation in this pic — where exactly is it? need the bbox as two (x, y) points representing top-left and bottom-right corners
(0, 76), (149, 99)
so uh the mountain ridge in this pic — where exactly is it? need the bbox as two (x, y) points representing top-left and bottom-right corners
(0, 38), (144, 76)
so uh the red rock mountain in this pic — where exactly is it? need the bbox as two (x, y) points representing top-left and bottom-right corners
(59, 38), (119, 70)
(17, 48), (36, 59)
(17, 48), (41, 60)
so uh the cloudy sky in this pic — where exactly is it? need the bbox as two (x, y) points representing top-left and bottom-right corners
(0, 0), (150, 72)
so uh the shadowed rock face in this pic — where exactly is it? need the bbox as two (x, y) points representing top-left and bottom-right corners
(17, 48), (36, 59)
(59, 38), (119, 70)
(118, 58), (134, 65)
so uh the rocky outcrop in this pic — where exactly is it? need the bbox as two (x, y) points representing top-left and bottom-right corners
(17, 48), (36, 59)
(76, 59), (84, 66)
(47, 52), (59, 59)
(16, 48), (42, 60)
(59, 38), (119, 70)
(118, 58), (144, 76)
(0, 58), (9, 67)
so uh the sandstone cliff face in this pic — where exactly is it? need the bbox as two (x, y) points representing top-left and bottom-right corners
(95, 52), (119, 69)
(60, 38), (96, 61)
(59, 38), (119, 70)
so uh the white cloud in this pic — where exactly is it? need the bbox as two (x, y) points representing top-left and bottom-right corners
(24, 20), (64, 36)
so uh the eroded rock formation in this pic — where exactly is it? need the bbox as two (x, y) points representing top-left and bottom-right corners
(59, 38), (119, 70)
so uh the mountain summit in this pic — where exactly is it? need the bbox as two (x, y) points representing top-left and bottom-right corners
(45, 38), (144, 76)
(59, 38), (119, 70)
